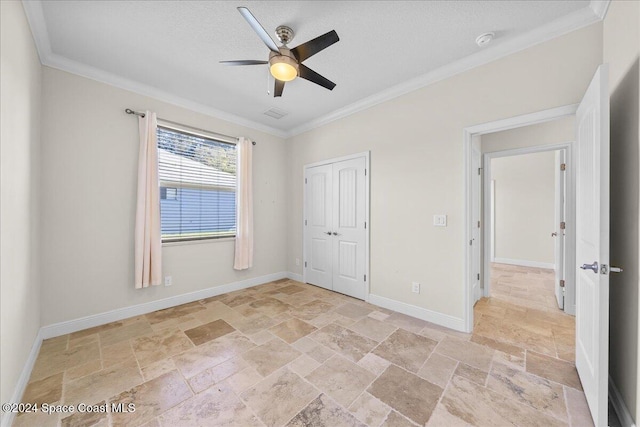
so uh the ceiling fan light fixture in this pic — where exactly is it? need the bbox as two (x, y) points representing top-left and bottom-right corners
(269, 54), (298, 82)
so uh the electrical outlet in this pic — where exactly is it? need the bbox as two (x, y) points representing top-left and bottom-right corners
(433, 215), (447, 227)
(164, 276), (172, 286)
(295, 258), (300, 266)
(412, 282), (420, 294)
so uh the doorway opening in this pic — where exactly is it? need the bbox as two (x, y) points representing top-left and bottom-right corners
(463, 104), (578, 332)
(481, 144), (573, 314)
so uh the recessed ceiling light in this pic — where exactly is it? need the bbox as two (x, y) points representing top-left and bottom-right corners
(476, 32), (495, 47)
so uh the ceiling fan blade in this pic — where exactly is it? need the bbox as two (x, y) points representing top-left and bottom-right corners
(220, 60), (268, 66)
(237, 7), (280, 53)
(274, 79), (285, 97)
(291, 30), (339, 62)
(298, 64), (336, 91)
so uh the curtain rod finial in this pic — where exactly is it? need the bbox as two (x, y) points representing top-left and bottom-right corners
(125, 108), (145, 118)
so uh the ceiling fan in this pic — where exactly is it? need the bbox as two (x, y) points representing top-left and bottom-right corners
(220, 7), (339, 97)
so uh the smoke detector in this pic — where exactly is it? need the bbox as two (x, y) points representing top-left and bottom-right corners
(475, 32), (495, 47)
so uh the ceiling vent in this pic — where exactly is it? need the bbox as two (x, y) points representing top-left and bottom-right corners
(263, 107), (289, 119)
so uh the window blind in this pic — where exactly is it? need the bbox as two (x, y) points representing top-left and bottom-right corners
(157, 125), (237, 242)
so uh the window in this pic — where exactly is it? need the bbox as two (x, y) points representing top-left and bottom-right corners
(157, 125), (237, 242)
(160, 187), (178, 201)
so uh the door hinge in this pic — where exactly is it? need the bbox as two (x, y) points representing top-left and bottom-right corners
(478, 167), (482, 175)
(477, 273), (480, 280)
(560, 279), (565, 288)
(560, 221), (566, 230)
(305, 219), (307, 226)
(304, 261), (307, 268)
(305, 178), (307, 184)
(469, 240), (473, 246)
(364, 221), (367, 229)
(477, 220), (480, 228)
(560, 163), (566, 171)
(365, 169), (367, 176)
(364, 274), (367, 281)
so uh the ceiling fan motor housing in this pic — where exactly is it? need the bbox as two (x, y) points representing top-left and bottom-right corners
(275, 25), (294, 45)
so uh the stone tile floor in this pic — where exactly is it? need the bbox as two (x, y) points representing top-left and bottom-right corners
(14, 266), (595, 426)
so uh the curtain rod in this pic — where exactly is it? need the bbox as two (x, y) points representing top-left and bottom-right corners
(124, 108), (256, 145)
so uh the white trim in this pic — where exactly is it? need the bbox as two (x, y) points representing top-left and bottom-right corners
(466, 104), (579, 136)
(287, 11), (601, 137)
(609, 376), (636, 427)
(590, 0), (611, 20)
(490, 179), (496, 262)
(40, 271), (288, 339)
(287, 272), (304, 282)
(302, 151), (371, 302)
(1, 330), (43, 427)
(21, 1), (286, 139)
(368, 294), (465, 332)
(22, 0), (606, 139)
(304, 151), (371, 169)
(493, 258), (555, 270)
(481, 141), (576, 311)
(463, 104), (579, 332)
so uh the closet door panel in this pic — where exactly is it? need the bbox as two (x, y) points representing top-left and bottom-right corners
(332, 157), (366, 300)
(304, 164), (333, 290)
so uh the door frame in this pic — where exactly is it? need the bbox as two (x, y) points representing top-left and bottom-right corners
(302, 151), (371, 301)
(462, 104), (578, 332)
(482, 143), (574, 311)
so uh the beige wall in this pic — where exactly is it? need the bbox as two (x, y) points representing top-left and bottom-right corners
(0, 1), (42, 407)
(287, 23), (602, 320)
(604, 0), (640, 422)
(481, 116), (575, 153)
(39, 68), (288, 325)
(479, 118), (576, 269)
(490, 152), (555, 266)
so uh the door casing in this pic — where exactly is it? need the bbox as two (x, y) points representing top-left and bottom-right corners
(462, 104), (578, 333)
(303, 151), (371, 301)
(481, 144), (574, 313)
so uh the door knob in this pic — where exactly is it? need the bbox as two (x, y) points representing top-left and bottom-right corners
(551, 232), (558, 237)
(580, 261), (599, 274)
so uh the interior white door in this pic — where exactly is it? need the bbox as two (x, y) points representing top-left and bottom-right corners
(471, 141), (482, 303)
(575, 64), (609, 427)
(331, 157), (367, 300)
(304, 164), (333, 290)
(554, 149), (567, 309)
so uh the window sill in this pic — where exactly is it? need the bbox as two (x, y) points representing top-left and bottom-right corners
(162, 237), (235, 247)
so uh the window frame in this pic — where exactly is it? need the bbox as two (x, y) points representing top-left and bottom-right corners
(156, 121), (238, 244)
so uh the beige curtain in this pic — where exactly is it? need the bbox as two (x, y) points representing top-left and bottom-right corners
(234, 137), (254, 270)
(134, 111), (162, 288)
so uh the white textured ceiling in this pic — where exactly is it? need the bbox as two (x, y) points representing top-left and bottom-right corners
(25, 1), (603, 136)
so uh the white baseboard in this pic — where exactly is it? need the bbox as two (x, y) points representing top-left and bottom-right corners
(609, 376), (636, 427)
(287, 272), (304, 282)
(368, 294), (466, 332)
(40, 271), (288, 339)
(493, 257), (555, 270)
(1, 330), (43, 427)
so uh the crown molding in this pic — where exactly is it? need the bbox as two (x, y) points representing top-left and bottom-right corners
(44, 53), (289, 138)
(21, 1), (288, 139)
(22, 0), (608, 140)
(287, 5), (604, 137)
(21, 0), (51, 60)
(590, 0), (611, 20)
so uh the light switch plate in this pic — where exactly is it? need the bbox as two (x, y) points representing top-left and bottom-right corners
(433, 215), (447, 227)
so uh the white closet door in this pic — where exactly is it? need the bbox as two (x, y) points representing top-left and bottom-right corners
(304, 164), (333, 290)
(331, 157), (367, 300)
